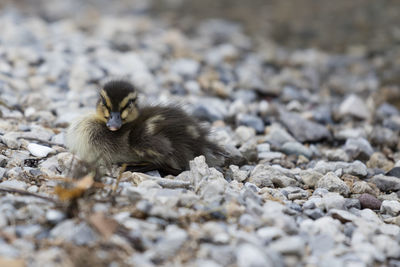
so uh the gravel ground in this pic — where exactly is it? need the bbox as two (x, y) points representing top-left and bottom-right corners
(1, 1), (400, 267)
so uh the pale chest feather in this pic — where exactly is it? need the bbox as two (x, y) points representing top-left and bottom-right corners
(66, 114), (133, 165)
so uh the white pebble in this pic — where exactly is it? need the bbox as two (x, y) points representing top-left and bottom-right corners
(27, 143), (55, 158)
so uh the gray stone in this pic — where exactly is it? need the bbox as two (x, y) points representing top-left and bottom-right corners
(51, 132), (65, 146)
(328, 209), (358, 223)
(322, 193), (346, 211)
(279, 111), (331, 142)
(249, 165), (296, 188)
(372, 235), (400, 259)
(335, 128), (367, 140)
(0, 242), (20, 258)
(324, 149), (350, 162)
(369, 127), (398, 148)
(234, 126), (256, 145)
(281, 141), (312, 158)
(237, 243), (274, 267)
(338, 94), (370, 120)
(304, 208), (324, 220)
(170, 58), (199, 77)
(228, 165), (248, 182)
(268, 236), (305, 256)
(0, 179), (28, 190)
(236, 114), (264, 134)
(344, 137), (374, 159)
(50, 220), (98, 245)
(15, 224), (42, 237)
(313, 160), (368, 177)
(147, 225), (188, 262)
(192, 98), (227, 122)
(316, 172), (350, 196)
(1, 133), (20, 149)
(0, 168), (6, 179)
(308, 234), (335, 256)
(264, 124), (296, 147)
(344, 198), (361, 210)
(258, 152), (284, 161)
(380, 200), (400, 216)
(370, 174), (400, 192)
(299, 170), (323, 188)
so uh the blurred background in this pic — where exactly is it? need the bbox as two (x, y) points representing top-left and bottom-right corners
(2, 0), (400, 53)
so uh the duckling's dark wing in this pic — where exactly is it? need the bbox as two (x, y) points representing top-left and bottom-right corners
(126, 105), (227, 173)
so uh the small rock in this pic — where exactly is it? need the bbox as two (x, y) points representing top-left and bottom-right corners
(0, 168), (6, 179)
(387, 167), (400, 178)
(51, 132), (65, 146)
(268, 236), (305, 256)
(0, 155), (8, 167)
(322, 192), (346, 211)
(27, 185), (39, 193)
(299, 170), (323, 188)
(236, 114), (264, 134)
(170, 58), (199, 78)
(313, 160), (368, 177)
(249, 165), (296, 188)
(281, 141), (312, 158)
(370, 174), (400, 192)
(381, 200), (400, 216)
(228, 165), (248, 182)
(50, 220), (98, 245)
(359, 193), (382, 210)
(234, 126), (256, 145)
(192, 98), (227, 122)
(1, 134), (20, 149)
(0, 180), (28, 190)
(316, 172), (350, 196)
(323, 149), (350, 162)
(147, 225), (188, 262)
(369, 127), (398, 148)
(46, 210), (66, 224)
(338, 94), (370, 120)
(237, 243), (274, 267)
(344, 137), (374, 160)
(304, 208), (324, 220)
(264, 124), (296, 147)
(367, 152), (394, 172)
(344, 198), (361, 209)
(27, 143), (55, 158)
(279, 111), (331, 142)
(328, 209), (358, 223)
(352, 181), (379, 195)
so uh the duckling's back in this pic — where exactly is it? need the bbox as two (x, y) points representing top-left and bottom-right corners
(127, 105), (225, 174)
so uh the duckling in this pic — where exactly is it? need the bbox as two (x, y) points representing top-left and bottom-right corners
(66, 80), (226, 175)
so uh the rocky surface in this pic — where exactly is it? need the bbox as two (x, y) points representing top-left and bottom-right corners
(0, 1), (400, 267)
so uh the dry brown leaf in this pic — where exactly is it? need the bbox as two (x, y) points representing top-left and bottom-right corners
(0, 258), (25, 267)
(89, 212), (118, 239)
(54, 173), (94, 201)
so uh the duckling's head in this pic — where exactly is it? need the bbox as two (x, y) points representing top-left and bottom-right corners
(97, 80), (139, 131)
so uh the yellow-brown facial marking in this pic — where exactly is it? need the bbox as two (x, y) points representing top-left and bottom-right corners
(98, 81), (140, 131)
(119, 92), (139, 123)
(96, 93), (111, 123)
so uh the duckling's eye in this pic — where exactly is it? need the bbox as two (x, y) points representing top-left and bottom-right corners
(101, 97), (107, 106)
(128, 99), (135, 106)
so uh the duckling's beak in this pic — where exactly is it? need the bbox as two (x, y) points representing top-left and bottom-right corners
(106, 112), (122, 131)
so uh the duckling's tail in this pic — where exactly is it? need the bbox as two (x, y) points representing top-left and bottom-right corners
(204, 142), (246, 168)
